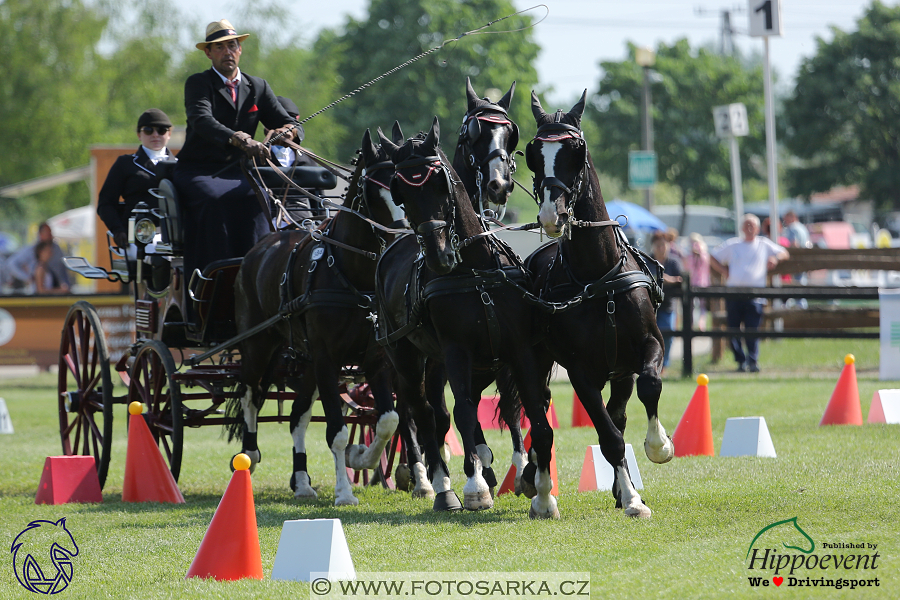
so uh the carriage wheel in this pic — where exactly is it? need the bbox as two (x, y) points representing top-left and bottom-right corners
(58, 301), (114, 489)
(127, 340), (184, 482)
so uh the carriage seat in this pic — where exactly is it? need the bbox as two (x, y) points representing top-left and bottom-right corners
(149, 178), (183, 252)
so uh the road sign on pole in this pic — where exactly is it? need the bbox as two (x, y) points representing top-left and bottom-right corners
(628, 151), (657, 189)
(748, 0), (783, 37)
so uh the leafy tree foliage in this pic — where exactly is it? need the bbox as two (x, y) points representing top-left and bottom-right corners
(783, 0), (900, 209)
(314, 0), (540, 167)
(585, 40), (768, 212)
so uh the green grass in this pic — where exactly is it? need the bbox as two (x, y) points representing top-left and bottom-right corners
(1, 338), (898, 599)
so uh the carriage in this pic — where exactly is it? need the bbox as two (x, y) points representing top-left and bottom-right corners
(59, 157), (403, 491)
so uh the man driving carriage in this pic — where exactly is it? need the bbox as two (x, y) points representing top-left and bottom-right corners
(171, 19), (303, 293)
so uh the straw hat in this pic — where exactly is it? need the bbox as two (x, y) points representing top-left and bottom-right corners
(196, 19), (250, 50)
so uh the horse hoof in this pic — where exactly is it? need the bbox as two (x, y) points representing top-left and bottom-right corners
(482, 466), (498, 488)
(464, 491), (493, 511)
(529, 502), (560, 520)
(294, 487), (318, 500)
(413, 487), (436, 500)
(432, 490), (463, 512)
(395, 464), (413, 492)
(520, 479), (537, 499)
(345, 444), (369, 470)
(624, 503), (652, 519)
(334, 494), (360, 507)
(645, 437), (674, 464)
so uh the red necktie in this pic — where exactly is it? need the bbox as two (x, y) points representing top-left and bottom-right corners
(226, 80), (237, 103)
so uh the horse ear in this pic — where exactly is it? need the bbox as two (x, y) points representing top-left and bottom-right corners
(361, 129), (377, 162)
(466, 77), (479, 111)
(531, 91), (546, 122)
(392, 120), (404, 145)
(377, 127), (399, 157)
(498, 81), (516, 111)
(568, 90), (588, 124)
(423, 116), (440, 152)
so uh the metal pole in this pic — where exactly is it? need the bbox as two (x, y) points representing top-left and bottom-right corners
(642, 66), (654, 211)
(729, 134), (744, 235)
(763, 36), (779, 243)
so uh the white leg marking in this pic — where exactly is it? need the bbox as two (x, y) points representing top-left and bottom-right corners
(511, 450), (528, 495)
(475, 443), (493, 469)
(529, 465), (560, 519)
(411, 462), (435, 499)
(331, 426), (359, 506)
(241, 388), (257, 433)
(645, 415), (674, 464)
(431, 463), (452, 495)
(346, 411), (399, 470)
(462, 456), (493, 511)
(616, 465), (651, 518)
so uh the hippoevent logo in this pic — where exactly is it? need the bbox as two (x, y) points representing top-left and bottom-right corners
(745, 517), (880, 590)
(11, 518), (79, 594)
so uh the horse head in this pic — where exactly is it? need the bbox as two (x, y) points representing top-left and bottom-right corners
(380, 117), (460, 275)
(526, 90), (589, 238)
(454, 78), (519, 214)
(359, 125), (406, 229)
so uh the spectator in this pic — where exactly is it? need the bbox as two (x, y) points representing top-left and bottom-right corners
(651, 233), (683, 375)
(710, 214), (789, 373)
(685, 233), (710, 331)
(5, 222), (70, 294)
(782, 210), (811, 248)
(33, 240), (69, 294)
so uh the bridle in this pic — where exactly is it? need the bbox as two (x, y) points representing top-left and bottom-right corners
(392, 152), (462, 260)
(457, 107), (519, 216)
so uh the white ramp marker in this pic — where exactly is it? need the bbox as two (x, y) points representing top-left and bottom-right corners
(0, 398), (13, 434)
(720, 417), (776, 458)
(578, 443), (643, 492)
(271, 518), (355, 582)
(869, 390), (900, 424)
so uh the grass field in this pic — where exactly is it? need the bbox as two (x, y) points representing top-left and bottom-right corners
(1, 338), (898, 599)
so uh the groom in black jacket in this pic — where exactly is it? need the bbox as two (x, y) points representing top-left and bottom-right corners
(173, 19), (302, 287)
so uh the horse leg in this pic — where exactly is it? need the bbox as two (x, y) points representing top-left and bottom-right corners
(496, 365), (531, 495)
(289, 367), (318, 499)
(570, 370), (650, 518)
(445, 347), (492, 511)
(345, 368), (399, 471)
(636, 337), (674, 464)
(395, 395), (434, 498)
(424, 360), (452, 464)
(315, 360), (358, 507)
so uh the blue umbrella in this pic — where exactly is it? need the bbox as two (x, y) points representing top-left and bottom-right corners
(605, 199), (667, 232)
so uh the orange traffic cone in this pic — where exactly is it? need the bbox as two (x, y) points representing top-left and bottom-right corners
(445, 423), (464, 456)
(571, 392), (591, 427)
(123, 402), (184, 503)
(820, 354), (863, 426)
(497, 426), (559, 496)
(186, 454), (263, 581)
(671, 374), (714, 457)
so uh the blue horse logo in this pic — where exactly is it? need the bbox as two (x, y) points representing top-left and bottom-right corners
(11, 518), (79, 594)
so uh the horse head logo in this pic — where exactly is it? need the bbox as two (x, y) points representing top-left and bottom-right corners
(11, 518), (79, 594)
(746, 516), (815, 559)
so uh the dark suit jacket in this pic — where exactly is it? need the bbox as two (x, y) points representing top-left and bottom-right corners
(176, 68), (295, 166)
(97, 146), (176, 236)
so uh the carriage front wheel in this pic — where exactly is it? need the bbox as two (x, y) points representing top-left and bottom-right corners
(57, 300), (114, 489)
(127, 340), (184, 482)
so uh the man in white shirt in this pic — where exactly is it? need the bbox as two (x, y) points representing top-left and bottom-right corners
(711, 213), (789, 372)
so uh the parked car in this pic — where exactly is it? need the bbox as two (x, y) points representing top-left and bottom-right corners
(651, 205), (736, 251)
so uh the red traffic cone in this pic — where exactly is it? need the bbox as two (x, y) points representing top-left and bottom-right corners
(497, 426), (559, 496)
(671, 374), (714, 457)
(123, 402), (184, 503)
(571, 392), (591, 427)
(820, 354), (863, 426)
(186, 454), (263, 581)
(35, 456), (102, 504)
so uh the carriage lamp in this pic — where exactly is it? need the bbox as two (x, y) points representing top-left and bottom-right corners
(128, 202), (155, 245)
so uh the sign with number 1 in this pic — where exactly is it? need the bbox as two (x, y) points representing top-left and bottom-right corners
(748, 0), (783, 37)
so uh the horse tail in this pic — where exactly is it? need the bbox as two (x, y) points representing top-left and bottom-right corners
(224, 382), (247, 442)
(495, 367), (523, 431)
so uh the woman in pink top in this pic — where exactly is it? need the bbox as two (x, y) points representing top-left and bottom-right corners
(685, 233), (710, 330)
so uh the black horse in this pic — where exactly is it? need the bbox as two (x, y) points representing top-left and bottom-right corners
(376, 118), (558, 518)
(231, 128), (406, 505)
(524, 92), (674, 518)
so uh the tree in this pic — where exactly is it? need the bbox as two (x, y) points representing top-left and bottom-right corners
(585, 39), (768, 214)
(783, 1), (900, 210)
(314, 0), (540, 168)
